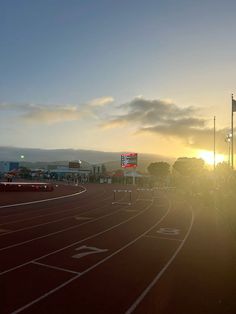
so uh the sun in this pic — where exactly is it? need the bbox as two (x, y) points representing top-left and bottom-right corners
(197, 150), (225, 165)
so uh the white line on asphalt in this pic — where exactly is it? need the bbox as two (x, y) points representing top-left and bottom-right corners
(0, 199), (154, 274)
(0, 207), (124, 252)
(125, 206), (194, 314)
(32, 261), (80, 275)
(11, 199), (171, 314)
(0, 197), (113, 238)
(0, 187), (111, 221)
(144, 235), (183, 242)
(0, 186), (87, 209)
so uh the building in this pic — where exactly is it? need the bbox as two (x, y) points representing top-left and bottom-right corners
(0, 161), (19, 173)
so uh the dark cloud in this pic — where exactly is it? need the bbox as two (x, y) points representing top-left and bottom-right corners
(102, 97), (229, 153)
(106, 97), (197, 126)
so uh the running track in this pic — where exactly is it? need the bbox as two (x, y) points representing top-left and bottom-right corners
(0, 184), (235, 313)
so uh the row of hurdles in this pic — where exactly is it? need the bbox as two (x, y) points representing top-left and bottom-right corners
(0, 182), (54, 192)
(112, 187), (176, 205)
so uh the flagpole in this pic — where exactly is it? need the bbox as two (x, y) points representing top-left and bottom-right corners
(231, 94), (234, 169)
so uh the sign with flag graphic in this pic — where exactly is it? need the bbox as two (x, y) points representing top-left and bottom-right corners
(121, 153), (138, 168)
(232, 98), (236, 112)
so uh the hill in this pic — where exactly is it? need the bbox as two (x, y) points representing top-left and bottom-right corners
(0, 146), (174, 172)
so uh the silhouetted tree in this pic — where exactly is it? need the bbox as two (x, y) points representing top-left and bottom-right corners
(19, 167), (32, 179)
(147, 162), (170, 178)
(215, 162), (232, 177)
(172, 157), (204, 177)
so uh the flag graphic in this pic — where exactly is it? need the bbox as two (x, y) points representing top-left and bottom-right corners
(232, 98), (236, 112)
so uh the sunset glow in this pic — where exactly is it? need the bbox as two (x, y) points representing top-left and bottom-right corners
(197, 150), (225, 165)
(0, 1), (236, 160)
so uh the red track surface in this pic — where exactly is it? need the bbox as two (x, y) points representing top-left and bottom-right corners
(0, 184), (235, 313)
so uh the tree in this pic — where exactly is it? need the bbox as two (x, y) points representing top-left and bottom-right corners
(147, 162), (170, 179)
(215, 162), (234, 188)
(215, 162), (232, 177)
(19, 166), (32, 179)
(172, 157), (204, 177)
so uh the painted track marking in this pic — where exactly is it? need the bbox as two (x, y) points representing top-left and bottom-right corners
(0, 187), (111, 222)
(0, 197), (114, 238)
(144, 235), (183, 242)
(11, 199), (171, 314)
(32, 261), (80, 275)
(125, 205), (194, 314)
(0, 207), (124, 252)
(0, 198), (156, 274)
(0, 186), (87, 209)
(0, 193), (113, 227)
(0, 229), (11, 234)
(72, 245), (108, 259)
(74, 216), (92, 220)
(31, 262), (80, 275)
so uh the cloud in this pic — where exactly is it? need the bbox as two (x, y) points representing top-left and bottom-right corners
(0, 103), (36, 111)
(88, 96), (114, 107)
(102, 96), (228, 153)
(0, 96), (114, 125)
(102, 97), (197, 128)
(22, 105), (83, 124)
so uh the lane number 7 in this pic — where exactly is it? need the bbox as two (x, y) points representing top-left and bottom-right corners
(72, 245), (108, 259)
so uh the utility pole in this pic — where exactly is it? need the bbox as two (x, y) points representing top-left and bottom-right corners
(214, 116), (216, 170)
(231, 94), (234, 169)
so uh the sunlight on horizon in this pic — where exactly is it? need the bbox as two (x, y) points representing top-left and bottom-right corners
(197, 150), (225, 165)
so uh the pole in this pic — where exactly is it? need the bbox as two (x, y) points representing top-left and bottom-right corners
(214, 116), (216, 170)
(231, 94), (234, 169)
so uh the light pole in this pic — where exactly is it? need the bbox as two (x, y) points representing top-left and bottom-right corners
(225, 134), (232, 166)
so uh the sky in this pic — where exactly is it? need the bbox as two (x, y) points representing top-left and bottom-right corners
(1, 0), (236, 162)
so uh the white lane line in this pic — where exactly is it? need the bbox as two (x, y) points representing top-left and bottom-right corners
(11, 200), (171, 314)
(125, 206), (195, 314)
(74, 216), (92, 220)
(0, 188), (111, 221)
(0, 198), (113, 238)
(0, 206), (75, 227)
(0, 187), (87, 209)
(144, 235), (183, 242)
(0, 193), (113, 229)
(32, 261), (80, 275)
(0, 207), (124, 252)
(0, 229), (11, 234)
(0, 199), (155, 275)
(0, 215), (83, 236)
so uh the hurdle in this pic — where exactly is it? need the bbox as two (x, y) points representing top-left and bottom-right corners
(152, 186), (176, 198)
(112, 189), (132, 205)
(136, 188), (154, 201)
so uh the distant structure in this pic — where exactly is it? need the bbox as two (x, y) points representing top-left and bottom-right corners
(48, 161), (91, 183)
(0, 161), (19, 173)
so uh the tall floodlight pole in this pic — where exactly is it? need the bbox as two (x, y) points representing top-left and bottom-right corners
(214, 116), (216, 170)
(225, 134), (232, 166)
(231, 94), (234, 169)
(228, 136), (231, 166)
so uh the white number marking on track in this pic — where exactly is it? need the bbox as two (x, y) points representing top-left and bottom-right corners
(72, 245), (108, 259)
(156, 228), (180, 235)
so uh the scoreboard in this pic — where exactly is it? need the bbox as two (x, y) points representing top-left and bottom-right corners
(121, 153), (138, 168)
(69, 161), (81, 169)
